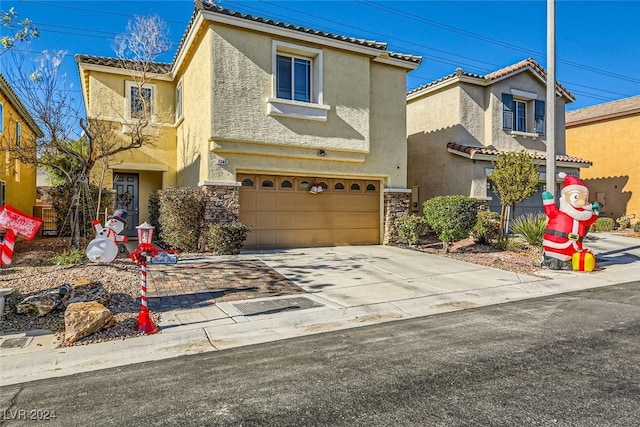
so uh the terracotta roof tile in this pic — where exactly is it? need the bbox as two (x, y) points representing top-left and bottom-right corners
(446, 142), (591, 165)
(566, 95), (640, 125)
(74, 54), (172, 74)
(408, 58), (574, 101)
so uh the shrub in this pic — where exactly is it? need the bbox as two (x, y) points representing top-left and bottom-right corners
(207, 221), (251, 255)
(147, 190), (165, 245)
(471, 210), (500, 244)
(158, 187), (206, 252)
(51, 248), (87, 265)
(495, 236), (526, 252)
(616, 215), (631, 229)
(591, 217), (616, 232)
(395, 215), (428, 245)
(633, 221), (640, 234)
(510, 212), (547, 246)
(423, 195), (478, 252)
(46, 182), (114, 237)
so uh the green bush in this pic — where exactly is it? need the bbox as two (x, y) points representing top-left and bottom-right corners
(616, 215), (631, 229)
(633, 221), (640, 234)
(470, 210), (500, 244)
(592, 217), (616, 232)
(147, 190), (165, 245)
(423, 195), (478, 252)
(495, 236), (526, 252)
(510, 212), (547, 246)
(395, 215), (428, 245)
(207, 221), (251, 255)
(50, 248), (88, 265)
(158, 187), (206, 252)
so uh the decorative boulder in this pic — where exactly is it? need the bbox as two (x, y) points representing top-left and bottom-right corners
(16, 285), (70, 316)
(64, 301), (115, 344)
(66, 280), (110, 306)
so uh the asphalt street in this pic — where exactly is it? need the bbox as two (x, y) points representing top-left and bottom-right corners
(2, 281), (639, 426)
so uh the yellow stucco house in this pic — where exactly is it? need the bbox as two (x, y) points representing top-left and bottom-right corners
(0, 73), (44, 215)
(566, 95), (640, 221)
(407, 58), (591, 217)
(76, 2), (421, 247)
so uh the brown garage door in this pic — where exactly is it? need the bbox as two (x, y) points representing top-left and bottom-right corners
(239, 174), (380, 249)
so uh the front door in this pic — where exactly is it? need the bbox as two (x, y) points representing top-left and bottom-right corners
(114, 173), (139, 237)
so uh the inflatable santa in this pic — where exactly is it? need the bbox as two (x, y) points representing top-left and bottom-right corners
(86, 209), (129, 263)
(541, 172), (599, 270)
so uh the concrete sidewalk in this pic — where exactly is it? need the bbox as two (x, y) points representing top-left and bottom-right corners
(1, 232), (639, 386)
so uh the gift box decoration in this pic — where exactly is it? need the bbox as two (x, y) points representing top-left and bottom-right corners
(572, 250), (596, 272)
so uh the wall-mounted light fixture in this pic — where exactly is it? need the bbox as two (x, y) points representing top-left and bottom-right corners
(317, 149), (326, 157)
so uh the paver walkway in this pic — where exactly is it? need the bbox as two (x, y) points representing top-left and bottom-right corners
(146, 259), (306, 311)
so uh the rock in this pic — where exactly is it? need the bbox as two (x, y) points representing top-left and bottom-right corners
(16, 286), (69, 316)
(67, 281), (110, 306)
(64, 301), (115, 344)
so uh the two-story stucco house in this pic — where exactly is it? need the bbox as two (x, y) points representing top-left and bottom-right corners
(407, 58), (591, 218)
(566, 95), (640, 221)
(76, 1), (421, 247)
(0, 74), (44, 214)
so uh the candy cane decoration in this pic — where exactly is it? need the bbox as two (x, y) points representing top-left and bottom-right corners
(0, 229), (16, 266)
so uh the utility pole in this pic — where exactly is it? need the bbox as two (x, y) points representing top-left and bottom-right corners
(546, 0), (557, 195)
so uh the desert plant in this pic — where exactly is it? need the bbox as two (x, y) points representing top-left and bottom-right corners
(158, 187), (206, 252)
(470, 210), (501, 244)
(50, 248), (87, 265)
(616, 215), (631, 229)
(633, 221), (640, 234)
(510, 212), (547, 246)
(423, 195), (478, 252)
(207, 221), (251, 255)
(591, 217), (616, 232)
(395, 214), (428, 246)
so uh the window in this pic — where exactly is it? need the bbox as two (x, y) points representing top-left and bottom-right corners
(267, 41), (330, 121)
(241, 178), (254, 187)
(261, 179), (274, 188)
(0, 180), (5, 206)
(126, 81), (155, 121)
(334, 182), (345, 191)
(366, 184), (376, 192)
(502, 92), (544, 136)
(280, 180), (293, 189)
(15, 122), (21, 147)
(175, 79), (183, 122)
(0, 103), (3, 134)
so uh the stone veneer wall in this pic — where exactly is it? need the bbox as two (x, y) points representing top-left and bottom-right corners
(383, 190), (411, 245)
(200, 184), (240, 225)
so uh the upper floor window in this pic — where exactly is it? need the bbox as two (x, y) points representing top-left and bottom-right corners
(276, 55), (311, 103)
(267, 41), (330, 121)
(502, 91), (545, 137)
(0, 103), (4, 134)
(0, 180), (5, 206)
(15, 122), (21, 147)
(175, 79), (183, 122)
(126, 81), (155, 121)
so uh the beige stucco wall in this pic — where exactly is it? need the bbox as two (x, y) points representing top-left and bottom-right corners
(202, 24), (408, 188)
(566, 113), (640, 220)
(0, 92), (38, 214)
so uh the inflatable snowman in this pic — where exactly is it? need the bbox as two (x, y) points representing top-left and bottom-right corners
(86, 209), (129, 263)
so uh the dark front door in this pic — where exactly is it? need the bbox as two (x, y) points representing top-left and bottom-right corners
(114, 173), (139, 237)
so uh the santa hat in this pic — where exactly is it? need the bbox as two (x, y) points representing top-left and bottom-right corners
(559, 172), (587, 194)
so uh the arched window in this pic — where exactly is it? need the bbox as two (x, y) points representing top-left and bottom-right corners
(262, 179), (274, 188)
(350, 183), (361, 191)
(241, 178), (254, 187)
(334, 182), (345, 190)
(281, 180), (293, 188)
(299, 180), (310, 190)
(366, 184), (376, 192)
(319, 181), (328, 189)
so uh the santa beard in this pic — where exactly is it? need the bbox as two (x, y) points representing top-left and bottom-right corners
(559, 196), (594, 221)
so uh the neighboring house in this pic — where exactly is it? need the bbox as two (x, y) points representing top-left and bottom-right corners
(0, 73), (44, 215)
(76, 1), (421, 246)
(406, 58), (591, 218)
(566, 95), (640, 221)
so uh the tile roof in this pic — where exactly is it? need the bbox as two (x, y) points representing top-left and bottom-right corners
(566, 95), (640, 125)
(74, 54), (172, 74)
(408, 58), (574, 101)
(447, 142), (592, 165)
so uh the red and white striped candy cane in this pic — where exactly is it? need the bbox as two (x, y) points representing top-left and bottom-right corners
(1, 229), (16, 266)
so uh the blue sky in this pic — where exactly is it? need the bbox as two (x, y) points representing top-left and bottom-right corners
(3, 0), (640, 114)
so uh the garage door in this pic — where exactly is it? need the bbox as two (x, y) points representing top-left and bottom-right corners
(239, 174), (380, 249)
